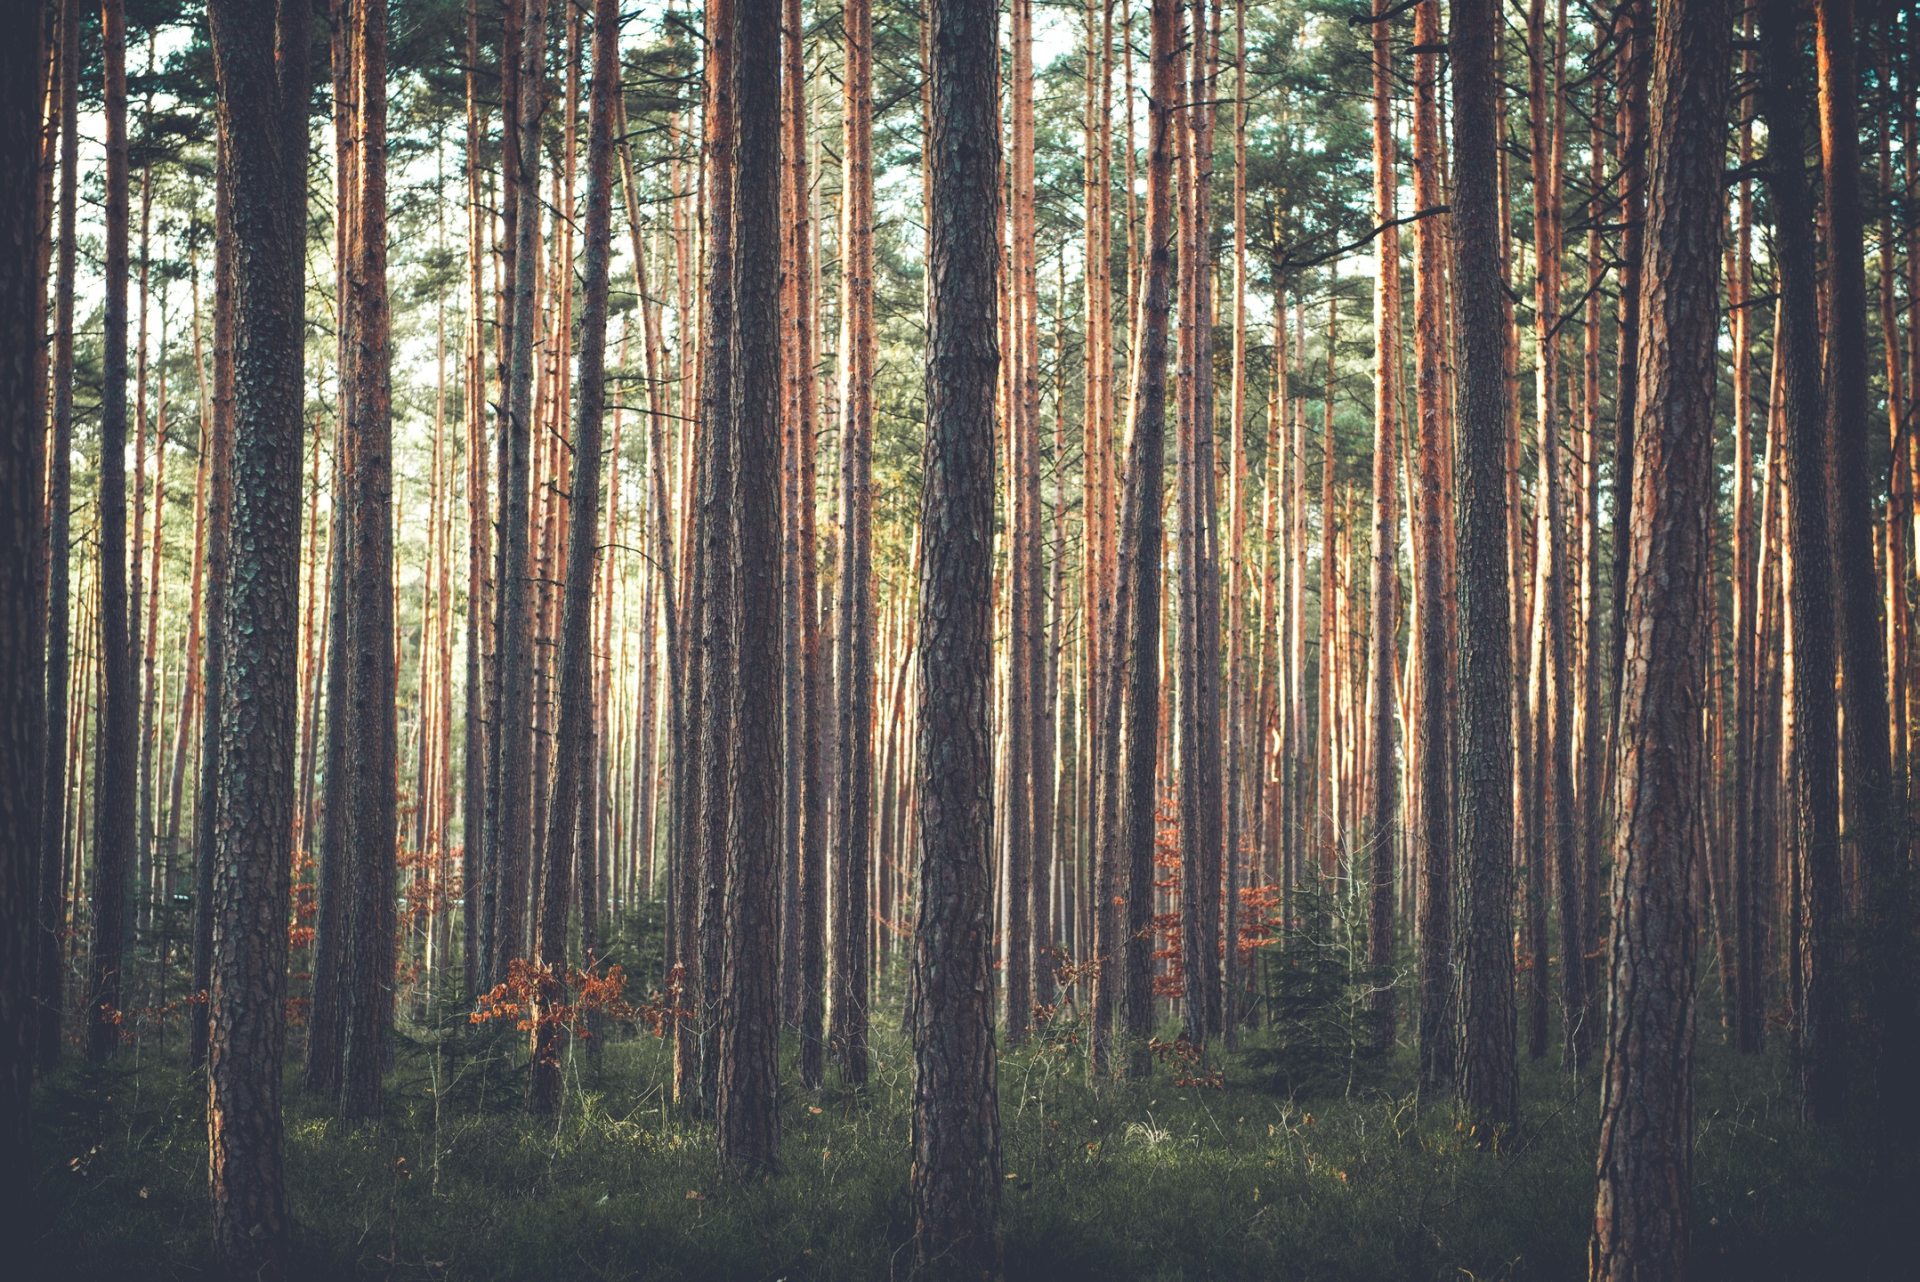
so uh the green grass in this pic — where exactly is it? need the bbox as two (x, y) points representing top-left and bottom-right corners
(29, 1003), (1882, 1281)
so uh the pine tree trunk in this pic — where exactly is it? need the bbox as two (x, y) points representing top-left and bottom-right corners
(1815, 0), (1918, 1166)
(203, 0), (309, 1270)
(38, 0), (79, 1071)
(339, 0), (398, 1123)
(1589, 0), (1730, 1272)
(528, 0), (617, 1118)
(88, 0), (138, 1066)
(0, 0), (51, 1222)
(910, 0), (1004, 1263)
(1449, 0), (1519, 1136)
(832, 0), (875, 1087)
(1364, 0), (1400, 1054)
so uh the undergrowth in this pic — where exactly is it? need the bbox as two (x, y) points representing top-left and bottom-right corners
(29, 992), (1882, 1281)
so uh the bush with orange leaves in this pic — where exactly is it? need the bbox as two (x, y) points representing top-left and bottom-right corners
(469, 958), (689, 1044)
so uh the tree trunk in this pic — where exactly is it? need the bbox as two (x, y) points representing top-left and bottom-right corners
(88, 0), (138, 1066)
(833, 0), (875, 1087)
(203, 0), (309, 1270)
(910, 0), (1004, 1264)
(1449, 0), (1519, 1136)
(1589, 0), (1730, 1272)
(1364, 0), (1400, 1054)
(1815, 0), (1918, 1165)
(0, 0), (51, 1228)
(38, 0), (79, 1071)
(1410, 0), (1453, 1090)
(492, 0), (552, 990)
(1757, 0), (1845, 1129)
(529, 0), (617, 1118)
(718, 0), (783, 1174)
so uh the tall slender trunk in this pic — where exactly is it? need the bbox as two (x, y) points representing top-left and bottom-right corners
(1449, 0), (1518, 1136)
(1410, 0), (1452, 1089)
(718, 0), (784, 1173)
(38, 0), (79, 1070)
(911, 0), (1004, 1262)
(1589, 0), (1730, 1273)
(832, 0), (876, 1087)
(87, 0), (137, 1065)
(203, 0), (309, 1270)
(1, 0), (52, 1219)
(529, 0), (618, 1118)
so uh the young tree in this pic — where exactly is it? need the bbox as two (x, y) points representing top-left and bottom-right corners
(203, 0), (310, 1269)
(910, 0), (1003, 1265)
(1589, 0), (1730, 1273)
(1449, 0), (1518, 1135)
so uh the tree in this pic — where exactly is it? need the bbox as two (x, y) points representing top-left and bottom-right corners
(339, 0), (399, 1125)
(0, 0), (51, 1238)
(1409, 0), (1453, 1091)
(1589, 0), (1730, 1272)
(1443, 0), (1520, 1128)
(718, 0), (783, 1174)
(87, 0), (138, 1066)
(529, 0), (618, 1117)
(1815, 0), (1918, 1165)
(492, 0), (552, 989)
(1090, 0), (1174, 1082)
(1450, 0), (1518, 1137)
(1177, 0), (1224, 1051)
(1757, 0), (1843, 1129)
(833, 0), (875, 1087)
(203, 0), (310, 1269)
(1363, 0), (1400, 1053)
(910, 0), (1003, 1266)
(39, 0), (79, 1071)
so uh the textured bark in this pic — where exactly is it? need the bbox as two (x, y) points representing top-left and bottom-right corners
(38, 0), (78, 1070)
(204, 0), (309, 1271)
(1589, 0), (1729, 1273)
(1450, 0), (1518, 1136)
(719, 0), (783, 1174)
(910, 0), (1003, 1267)
(1410, 0), (1453, 1090)
(1757, 0), (1844, 1129)
(338, 0), (398, 1123)
(1608, 0), (1650, 718)
(88, 0), (137, 1066)
(833, 0), (875, 1087)
(1, 0), (51, 1231)
(529, 0), (617, 1117)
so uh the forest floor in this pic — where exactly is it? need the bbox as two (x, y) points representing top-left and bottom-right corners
(30, 999), (1881, 1281)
